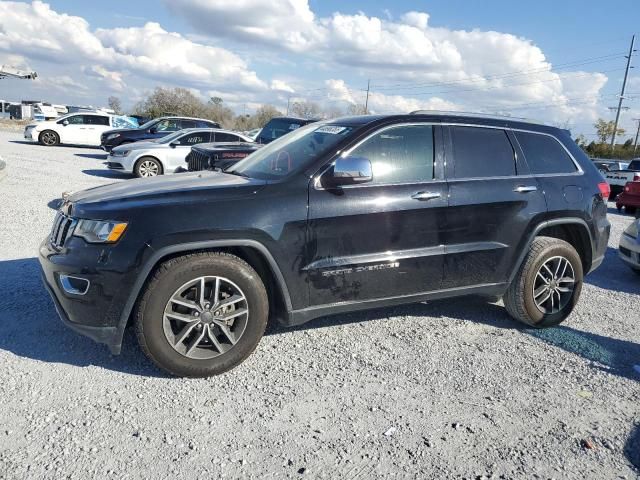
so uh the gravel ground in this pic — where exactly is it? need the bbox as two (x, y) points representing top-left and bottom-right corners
(0, 130), (638, 479)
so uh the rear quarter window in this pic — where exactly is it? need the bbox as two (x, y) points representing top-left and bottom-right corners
(515, 132), (577, 175)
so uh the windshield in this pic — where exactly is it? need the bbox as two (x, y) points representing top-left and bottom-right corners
(628, 160), (640, 171)
(157, 130), (187, 144)
(258, 118), (305, 142)
(138, 119), (158, 130)
(228, 124), (355, 180)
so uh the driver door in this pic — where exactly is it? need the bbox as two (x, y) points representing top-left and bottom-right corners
(307, 124), (448, 306)
(165, 131), (212, 172)
(57, 115), (85, 144)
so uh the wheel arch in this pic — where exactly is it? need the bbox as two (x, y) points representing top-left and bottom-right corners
(508, 218), (594, 285)
(134, 155), (164, 175)
(115, 240), (292, 347)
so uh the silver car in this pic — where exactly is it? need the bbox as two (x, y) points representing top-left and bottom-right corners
(106, 128), (253, 177)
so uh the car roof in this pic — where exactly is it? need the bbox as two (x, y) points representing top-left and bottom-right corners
(155, 116), (219, 122)
(176, 128), (249, 136)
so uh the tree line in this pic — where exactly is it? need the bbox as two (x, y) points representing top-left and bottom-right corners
(108, 87), (366, 132)
(575, 119), (638, 160)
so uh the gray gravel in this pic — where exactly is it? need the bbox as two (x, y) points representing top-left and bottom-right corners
(0, 129), (639, 479)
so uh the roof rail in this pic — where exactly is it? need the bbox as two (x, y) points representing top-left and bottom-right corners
(409, 109), (545, 124)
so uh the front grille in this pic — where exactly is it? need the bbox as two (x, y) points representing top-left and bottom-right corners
(186, 150), (211, 172)
(49, 212), (77, 248)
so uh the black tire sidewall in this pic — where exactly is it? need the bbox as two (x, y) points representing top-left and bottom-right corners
(522, 243), (583, 328)
(39, 130), (59, 146)
(139, 256), (268, 377)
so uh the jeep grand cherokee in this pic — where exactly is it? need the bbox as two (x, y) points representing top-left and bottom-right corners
(40, 113), (610, 377)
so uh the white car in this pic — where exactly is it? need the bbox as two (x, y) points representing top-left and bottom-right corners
(23, 112), (137, 147)
(107, 128), (253, 177)
(619, 218), (640, 275)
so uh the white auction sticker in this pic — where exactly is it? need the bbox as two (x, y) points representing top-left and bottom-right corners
(315, 125), (347, 134)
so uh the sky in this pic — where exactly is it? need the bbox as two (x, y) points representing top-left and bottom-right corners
(1, 0), (639, 139)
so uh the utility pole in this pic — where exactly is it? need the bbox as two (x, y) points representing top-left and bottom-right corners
(364, 79), (370, 114)
(286, 97), (290, 116)
(610, 34), (636, 151)
(633, 118), (640, 154)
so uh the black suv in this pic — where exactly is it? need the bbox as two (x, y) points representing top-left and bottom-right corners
(101, 116), (220, 151)
(256, 116), (318, 144)
(40, 113), (610, 377)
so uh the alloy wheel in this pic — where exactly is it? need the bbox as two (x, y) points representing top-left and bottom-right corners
(138, 160), (159, 177)
(41, 132), (57, 145)
(532, 256), (575, 314)
(162, 276), (249, 359)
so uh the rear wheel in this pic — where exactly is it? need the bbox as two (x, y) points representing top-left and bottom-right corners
(39, 130), (59, 146)
(135, 252), (268, 377)
(625, 206), (637, 214)
(505, 236), (583, 328)
(135, 157), (163, 177)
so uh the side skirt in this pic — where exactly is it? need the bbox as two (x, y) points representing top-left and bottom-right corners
(284, 282), (508, 327)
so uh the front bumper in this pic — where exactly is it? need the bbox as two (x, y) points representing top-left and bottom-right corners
(23, 129), (37, 141)
(619, 232), (640, 270)
(38, 237), (137, 354)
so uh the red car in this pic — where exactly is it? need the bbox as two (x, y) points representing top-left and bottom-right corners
(616, 181), (640, 213)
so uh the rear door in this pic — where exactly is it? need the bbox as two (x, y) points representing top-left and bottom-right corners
(307, 123), (448, 305)
(442, 125), (547, 288)
(82, 115), (111, 145)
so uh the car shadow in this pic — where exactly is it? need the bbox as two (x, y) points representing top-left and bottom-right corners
(626, 423), (640, 472)
(8, 140), (36, 145)
(75, 153), (107, 160)
(0, 257), (165, 378)
(267, 296), (640, 382)
(585, 247), (640, 295)
(3, 256), (638, 381)
(82, 169), (131, 179)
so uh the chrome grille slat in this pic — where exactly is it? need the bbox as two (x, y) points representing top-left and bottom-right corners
(49, 212), (76, 248)
(187, 150), (211, 171)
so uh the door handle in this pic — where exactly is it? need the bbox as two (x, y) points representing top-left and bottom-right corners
(411, 191), (441, 201)
(513, 185), (537, 193)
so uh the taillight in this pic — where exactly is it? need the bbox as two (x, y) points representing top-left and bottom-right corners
(625, 185), (630, 192)
(633, 174), (640, 182)
(598, 182), (610, 199)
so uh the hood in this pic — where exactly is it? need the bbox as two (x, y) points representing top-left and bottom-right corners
(102, 127), (142, 137)
(112, 140), (163, 152)
(68, 171), (266, 217)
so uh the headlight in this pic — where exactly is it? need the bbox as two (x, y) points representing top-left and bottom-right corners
(74, 219), (128, 243)
(107, 133), (121, 140)
(110, 150), (130, 157)
(624, 220), (639, 239)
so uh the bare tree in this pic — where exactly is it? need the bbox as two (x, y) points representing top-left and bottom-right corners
(289, 100), (321, 119)
(346, 103), (367, 115)
(107, 96), (123, 115)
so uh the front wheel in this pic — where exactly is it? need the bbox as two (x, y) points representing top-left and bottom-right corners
(504, 236), (583, 328)
(134, 157), (163, 177)
(135, 252), (268, 377)
(39, 130), (59, 146)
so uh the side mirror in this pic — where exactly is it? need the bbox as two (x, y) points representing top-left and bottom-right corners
(62, 120), (69, 126)
(148, 127), (156, 134)
(169, 141), (179, 148)
(328, 156), (372, 186)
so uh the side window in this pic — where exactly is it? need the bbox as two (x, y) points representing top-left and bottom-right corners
(450, 126), (515, 178)
(178, 132), (210, 145)
(84, 115), (110, 126)
(348, 124), (434, 184)
(180, 120), (197, 129)
(156, 119), (180, 132)
(214, 132), (240, 142)
(62, 115), (84, 125)
(516, 132), (578, 175)
(196, 120), (213, 128)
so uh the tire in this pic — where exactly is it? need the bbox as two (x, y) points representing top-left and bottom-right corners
(625, 206), (637, 215)
(617, 204), (622, 212)
(134, 157), (163, 177)
(504, 236), (583, 328)
(135, 252), (268, 377)
(39, 130), (59, 146)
